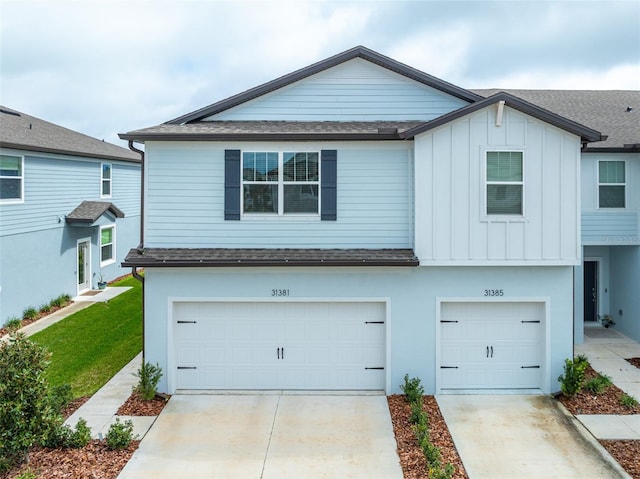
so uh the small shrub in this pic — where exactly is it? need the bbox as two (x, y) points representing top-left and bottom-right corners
(48, 384), (73, 415)
(15, 467), (38, 479)
(619, 393), (639, 408)
(22, 307), (38, 321)
(558, 356), (589, 396)
(400, 374), (424, 404)
(4, 317), (22, 331)
(409, 396), (425, 424)
(42, 417), (90, 449)
(49, 294), (71, 309)
(105, 418), (135, 450)
(422, 439), (442, 467)
(134, 361), (163, 400)
(429, 463), (455, 479)
(39, 303), (52, 314)
(584, 374), (612, 394)
(412, 420), (429, 444)
(68, 418), (91, 448)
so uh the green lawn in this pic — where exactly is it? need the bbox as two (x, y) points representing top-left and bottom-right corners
(29, 276), (142, 398)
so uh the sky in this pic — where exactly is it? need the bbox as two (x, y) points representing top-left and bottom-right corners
(1, 0), (639, 147)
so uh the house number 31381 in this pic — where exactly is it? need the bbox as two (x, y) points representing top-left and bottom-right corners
(271, 289), (290, 297)
(484, 289), (504, 297)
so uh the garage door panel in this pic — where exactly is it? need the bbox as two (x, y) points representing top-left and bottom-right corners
(174, 301), (385, 390)
(440, 302), (544, 391)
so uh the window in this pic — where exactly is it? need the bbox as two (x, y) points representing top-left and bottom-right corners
(100, 226), (115, 265)
(101, 163), (112, 198)
(0, 154), (23, 203)
(598, 161), (625, 208)
(242, 151), (319, 215)
(486, 151), (523, 215)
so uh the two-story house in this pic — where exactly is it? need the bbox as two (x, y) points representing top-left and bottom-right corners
(473, 90), (640, 344)
(0, 106), (141, 324)
(120, 46), (611, 395)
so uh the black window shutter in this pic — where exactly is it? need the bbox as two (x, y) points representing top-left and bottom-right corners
(224, 150), (241, 220)
(321, 150), (337, 221)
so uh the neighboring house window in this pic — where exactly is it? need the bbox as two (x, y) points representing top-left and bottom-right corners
(486, 151), (523, 215)
(101, 163), (112, 198)
(0, 154), (23, 203)
(242, 151), (319, 215)
(100, 225), (115, 265)
(598, 160), (625, 208)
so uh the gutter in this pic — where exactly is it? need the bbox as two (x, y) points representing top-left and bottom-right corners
(127, 140), (146, 362)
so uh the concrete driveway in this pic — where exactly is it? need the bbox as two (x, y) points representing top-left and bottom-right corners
(117, 394), (403, 479)
(437, 395), (630, 479)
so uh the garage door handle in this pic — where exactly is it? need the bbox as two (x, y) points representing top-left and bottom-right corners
(365, 321), (384, 324)
(177, 366), (196, 370)
(491, 346), (493, 358)
(177, 321), (197, 324)
(521, 365), (541, 369)
(521, 320), (540, 323)
(487, 346), (489, 358)
(440, 366), (458, 369)
(365, 367), (384, 370)
(277, 347), (280, 359)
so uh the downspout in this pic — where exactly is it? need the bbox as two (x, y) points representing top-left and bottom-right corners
(128, 140), (145, 362)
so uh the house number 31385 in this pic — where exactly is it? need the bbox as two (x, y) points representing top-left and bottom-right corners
(271, 289), (290, 297)
(484, 289), (504, 297)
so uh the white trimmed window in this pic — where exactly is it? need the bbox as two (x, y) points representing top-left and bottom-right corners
(100, 225), (115, 265)
(101, 163), (112, 198)
(598, 160), (625, 208)
(242, 151), (319, 215)
(0, 154), (24, 203)
(486, 151), (524, 216)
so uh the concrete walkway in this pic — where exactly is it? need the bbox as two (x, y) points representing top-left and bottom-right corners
(575, 326), (640, 440)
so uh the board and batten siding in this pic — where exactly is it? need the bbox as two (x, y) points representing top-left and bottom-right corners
(0, 150), (141, 237)
(208, 58), (469, 121)
(144, 141), (413, 248)
(580, 152), (639, 245)
(414, 106), (581, 265)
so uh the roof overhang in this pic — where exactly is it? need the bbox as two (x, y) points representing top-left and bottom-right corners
(122, 248), (420, 268)
(65, 200), (125, 226)
(402, 92), (605, 144)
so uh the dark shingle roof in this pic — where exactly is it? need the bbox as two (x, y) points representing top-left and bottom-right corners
(0, 106), (140, 162)
(472, 90), (640, 151)
(66, 201), (125, 224)
(119, 121), (424, 141)
(122, 248), (419, 267)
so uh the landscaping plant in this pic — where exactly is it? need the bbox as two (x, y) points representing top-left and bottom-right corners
(558, 355), (589, 396)
(0, 333), (57, 471)
(105, 418), (136, 450)
(584, 374), (613, 394)
(400, 373), (425, 404)
(134, 361), (163, 400)
(22, 307), (38, 321)
(619, 393), (639, 408)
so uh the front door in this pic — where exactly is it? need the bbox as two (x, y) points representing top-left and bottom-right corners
(583, 261), (598, 322)
(77, 239), (91, 293)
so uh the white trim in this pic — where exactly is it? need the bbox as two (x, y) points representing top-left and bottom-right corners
(597, 159), (626, 209)
(166, 296), (391, 395)
(0, 153), (25, 204)
(481, 147), (526, 220)
(100, 162), (112, 199)
(76, 237), (92, 295)
(99, 224), (116, 267)
(435, 296), (550, 394)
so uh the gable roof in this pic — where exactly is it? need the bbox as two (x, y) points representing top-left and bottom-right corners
(65, 200), (125, 225)
(402, 92), (604, 144)
(0, 106), (140, 162)
(166, 46), (483, 124)
(472, 90), (639, 151)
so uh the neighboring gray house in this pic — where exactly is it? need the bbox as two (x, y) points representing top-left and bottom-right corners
(0, 106), (141, 323)
(120, 46), (635, 396)
(474, 90), (640, 344)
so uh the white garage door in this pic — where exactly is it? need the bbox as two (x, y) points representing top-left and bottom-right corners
(173, 302), (385, 390)
(439, 302), (544, 391)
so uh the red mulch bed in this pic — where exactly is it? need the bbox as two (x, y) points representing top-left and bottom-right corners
(600, 440), (640, 479)
(116, 392), (169, 416)
(0, 301), (73, 337)
(2, 441), (139, 479)
(627, 357), (640, 369)
(557, 365), (640, 415)
(388, 394), (468, 479)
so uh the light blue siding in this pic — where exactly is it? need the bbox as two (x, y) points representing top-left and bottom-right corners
(0, 148), (140, 324)
(582, 212), (639, 244)
(144, 265), (574, 395)
(210, 59), (469, 121)
(145, 142), (412, 248)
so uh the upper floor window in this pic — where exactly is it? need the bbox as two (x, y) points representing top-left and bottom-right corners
(486, 151), (523, 215)
(598, 160), (625, 208)
(242, 151), (319, 215)
(0, 154), (24, 203)
(101, 163), (112, 198)
(100, 225), (115, 265)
